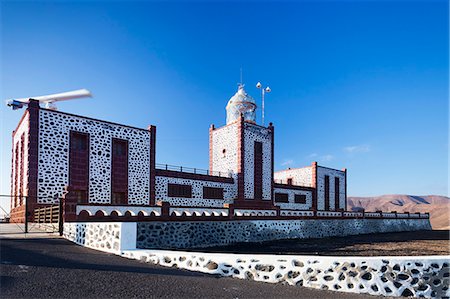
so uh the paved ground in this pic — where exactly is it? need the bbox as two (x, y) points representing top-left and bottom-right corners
(201, 230), (450, 256)
(0, 235), (380, 299)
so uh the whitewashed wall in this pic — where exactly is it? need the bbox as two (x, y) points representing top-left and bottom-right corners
(243, 123), (272, 200)
(274, 167), (312, 187)
(38, 110), (151, 204)
(211, 123), (238, 175)
(155, 175), (237, 207)
(317, 166), (346, 211)
(273, 188), (313, 210)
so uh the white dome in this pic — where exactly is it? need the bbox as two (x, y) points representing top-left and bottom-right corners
(226, 85), (257, 125)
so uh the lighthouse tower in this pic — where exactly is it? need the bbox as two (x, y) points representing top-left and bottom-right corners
(209, 85), (274, 208)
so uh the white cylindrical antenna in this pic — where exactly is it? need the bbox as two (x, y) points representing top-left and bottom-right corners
(5, 89), (92, 110)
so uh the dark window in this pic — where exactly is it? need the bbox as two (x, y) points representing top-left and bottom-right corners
(69, 131), (89, 201)
(168, 183), (192, 198)
(335, 177), (340, 210)
(203, 186), (224, 199)
(112, 192), (126, 205)
(111, 138), (128, 204)
(294, 194), (307, 204)
(73, 190), (87, 204)
(113, 139), (127, 156)
(71, 132), (88, 151)
(287, 178), (293, 185)
(274, 193), (289, 203)
(254, 141), (263, 199)
(324, 175), (330, 210)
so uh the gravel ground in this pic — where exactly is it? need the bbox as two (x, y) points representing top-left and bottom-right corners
(198, 230), (450, 256)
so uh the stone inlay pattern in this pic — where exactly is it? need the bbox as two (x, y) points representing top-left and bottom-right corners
(211, 123), (239, 175)
(155, 175), (236, 207)
(273, 188), (313, 210)
(38, 110), (151, 204)
(274, 167), (313, 187)
(136, 219), (431, 250)
(123, 250), (449, 298)
(317, 166), (346, 211)
(64, 222), (122, 253)
(243, 123), (272, 200)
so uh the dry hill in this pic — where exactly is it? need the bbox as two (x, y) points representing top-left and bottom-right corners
(347, 195), (450, 230)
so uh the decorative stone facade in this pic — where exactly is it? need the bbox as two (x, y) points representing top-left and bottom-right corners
(210, 123), (239, 175)
(274, 166), (313, 187)
(124, 249), (449, 298)
(38, 109), (151, 204)
(155, 175), (236, 207)
(273, 187), (313, 210)
(243, 123), (272, 200)
(317, 166), (346, 211)
(136, 219), (431, 249)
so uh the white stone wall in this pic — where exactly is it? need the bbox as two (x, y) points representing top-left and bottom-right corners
(11, 113), (29, 202)
(243, 123), (272, 200)
(64, 222), (136, 253)
(317, 166), (346, 211)
(211, 123), (238, 175)
(273, 188), (313, 210)
(38, 110), (151, 204)
(124, 249), (449, 298)
(155, 175), (237, 207)
(274, 167), (312, 187)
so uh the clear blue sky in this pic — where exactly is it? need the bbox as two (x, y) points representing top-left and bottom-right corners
(0, 0), (448, 213)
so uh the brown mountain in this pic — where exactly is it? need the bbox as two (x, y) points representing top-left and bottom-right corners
(347, 195), (450, 230)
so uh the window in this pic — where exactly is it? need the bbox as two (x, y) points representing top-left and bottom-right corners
(324, 175), (330, 210)
(274, 193), (289, 203)
(203, 187), (224, 199)
(113, 139), (127, 156)
(71, 132), (88, 151)
(69, 132), (89, 200)
(73, 190), (87, 204)
(112, 192), (126, 205)
(254, 141), (263, 199)
(168, 183), (192, 198)
(335, 177), (340, 210)
(287, 178), (293, 185)
(222, 148), (226, 158)
(294, 194), (307, 204)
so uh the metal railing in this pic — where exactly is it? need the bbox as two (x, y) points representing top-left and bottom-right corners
(34, 205), (59, 223)
(156, 163), (232, 178)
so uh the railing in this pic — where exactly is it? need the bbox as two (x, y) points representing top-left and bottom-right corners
(34, 205), (59, 223)
(156, 163), (232, 178)
(273, 179), (312, 187)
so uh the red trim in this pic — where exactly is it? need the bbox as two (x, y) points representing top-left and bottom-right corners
(209, 124), (214, 174)
(311, 161), (318, 211)
(268, 123), (275, 204)
(149, 125), (156, 206)
(273, 183), (315, 192)
(343, 168), (347, 211)
(12, 110), (29, 138)
(236, 115), (245, 201)
(155, 169), (234, 183)
(26, 100), (39, 221)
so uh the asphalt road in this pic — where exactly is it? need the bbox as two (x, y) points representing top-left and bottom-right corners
(0, 237), (380, 299)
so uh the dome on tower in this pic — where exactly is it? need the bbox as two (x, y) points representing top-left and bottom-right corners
(226, 84), (257, 125)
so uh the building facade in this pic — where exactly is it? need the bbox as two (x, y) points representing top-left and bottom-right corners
(10, 85), (348, 222)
